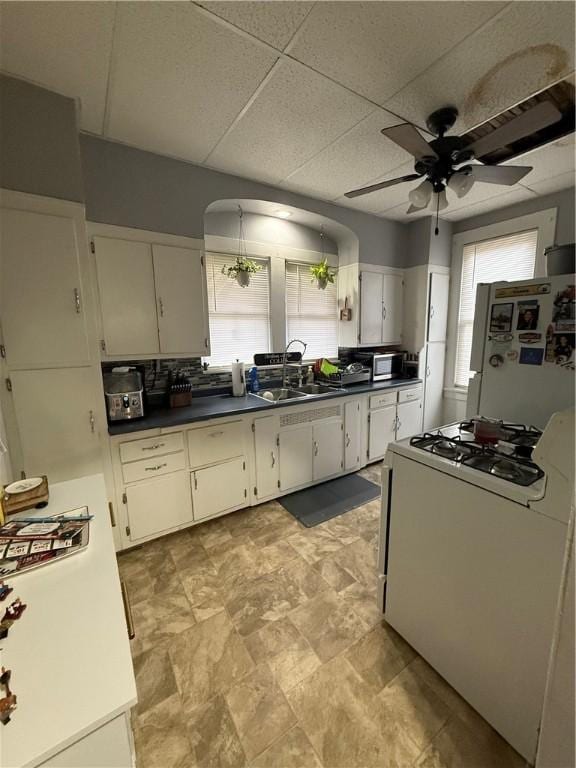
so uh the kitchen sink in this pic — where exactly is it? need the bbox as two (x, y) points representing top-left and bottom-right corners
(252, 388), (308, 402)
(296, 383), (344, 395)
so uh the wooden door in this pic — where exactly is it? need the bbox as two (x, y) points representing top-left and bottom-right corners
(191, 457), (247, 521)
(93, 236), (159, 356)
(344, 399), (362, 471)
(381, 273), (403, 344)
(368, 405), (397, 461)
(153, 245), (209, 355)
(279, 425), (313, 491)
(0, 208), (91, 367)
(125, 471), (193, 542)
(428, 272), (450, 342)
(423, 342), (446, 431)
(253, 415), (279, 500)
(9, 367), (102, 481)
(359, 271), (383, 344)
(313, 419), (343, 481)
(396, 399), (423, 441)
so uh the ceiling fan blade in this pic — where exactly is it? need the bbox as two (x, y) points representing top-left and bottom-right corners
(406, 204), (425, 214)
(467, 102), (562, 158)
(381, 124), (438, 160)
(344, 173), (421, 199)
(470, 165), (533, 186)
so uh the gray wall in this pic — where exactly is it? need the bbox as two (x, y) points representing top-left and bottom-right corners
(80, 134), (407, 267)
(204, 211), (338, 254)
(0, 74), (84, 202)
(404, 216), (452, 268)
(452, 187), (575, 244)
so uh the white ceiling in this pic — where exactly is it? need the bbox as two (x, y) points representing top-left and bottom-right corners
(1, 1), (574, 222)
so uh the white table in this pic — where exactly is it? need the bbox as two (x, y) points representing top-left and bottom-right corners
(0, 474), (137, 768)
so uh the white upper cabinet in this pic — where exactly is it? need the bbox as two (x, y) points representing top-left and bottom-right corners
(381, 273), (403, 344)
(428, 272), (450, 343)
(93, 234), (210, 358)
(152, 245), (209, 355)
(423, 341), (446, 431)
(359, 270), (403, 346)
(94, 236), (159, 356)
(360, 271), (383, 345)
(0, 209), (91, 368)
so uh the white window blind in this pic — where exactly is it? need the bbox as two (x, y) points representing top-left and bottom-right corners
(286, 262), (338, 359)
(454, 229), (538, 387)
(204, 252), (271, 366)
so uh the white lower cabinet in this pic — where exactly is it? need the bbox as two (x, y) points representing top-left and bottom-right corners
(39, 712), (134, 768)
(313, 419), (343, 481)
(191, 457), (248, 521)
(344, 399), (363, 471)
(125, 470), (193, 542)
(368, 405), (397, 461)
(396, 399), (423, 441)
(279, 424), (314, 491)
(253, 415), (280, 500)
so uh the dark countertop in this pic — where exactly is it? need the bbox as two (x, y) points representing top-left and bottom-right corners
(108, 378), (423, 436)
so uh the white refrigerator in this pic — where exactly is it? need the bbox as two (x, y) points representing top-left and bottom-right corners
(467, 274), (575, 428)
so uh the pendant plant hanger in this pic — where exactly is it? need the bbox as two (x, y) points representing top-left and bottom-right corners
(310, 226), (336, 289)
(222, 205), (262, 287)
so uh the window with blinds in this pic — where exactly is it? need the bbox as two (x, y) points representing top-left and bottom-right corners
(286, 262), (338, 359)
(454, 228), (538, 387)
(204, 252), (271, 366)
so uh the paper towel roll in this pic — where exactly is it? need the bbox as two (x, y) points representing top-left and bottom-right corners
(231, 361), (246, 397)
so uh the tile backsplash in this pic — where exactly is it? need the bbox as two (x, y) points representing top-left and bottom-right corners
(101, 358), (298, 399)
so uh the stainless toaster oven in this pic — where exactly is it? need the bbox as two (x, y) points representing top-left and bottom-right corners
(104, 370), (145, 422)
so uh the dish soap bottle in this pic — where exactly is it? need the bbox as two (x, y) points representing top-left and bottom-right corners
(248, 366), (260, 394)
(306, 365), (314, 384)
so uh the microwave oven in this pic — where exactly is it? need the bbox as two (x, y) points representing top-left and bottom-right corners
(353, 352), (404, 381)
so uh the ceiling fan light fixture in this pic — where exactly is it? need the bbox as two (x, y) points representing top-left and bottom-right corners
(448, 171), (475, 199)
(408, 179), (433, 208)
(436, 189), (449, 211)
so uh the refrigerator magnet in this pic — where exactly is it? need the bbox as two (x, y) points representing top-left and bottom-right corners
(516, 300), (539, 330)
(506, 349), (519, 361)
(552, 284), (575, 331)
(519, 347), (544, 366)
(518, 332), (542, 344)
(489, 353), (505, 368)
(489, 303), (514, 332)
(494, 283), (550, 299)
(551, 332), (575, 364)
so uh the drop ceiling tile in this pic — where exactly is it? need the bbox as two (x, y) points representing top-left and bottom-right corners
(385, 1), (575, 135)
(0, 1), (115, 133)
(283, 109), (425, 200)
(442, 187), (536, 221)
(197, 1), (314, 50)
(207, 58), (374, 184)
(107, 3), (278, 162)
(511, 134), (575, 186)
(332, 161), (419, 214)
(287, 1), (505, 109)
(522, 171), (575, 196)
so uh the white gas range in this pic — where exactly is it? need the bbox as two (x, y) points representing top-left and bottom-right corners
(378, 410), (574, 764)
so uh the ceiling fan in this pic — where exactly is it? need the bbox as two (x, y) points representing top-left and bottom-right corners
(344, 102), (563, 231)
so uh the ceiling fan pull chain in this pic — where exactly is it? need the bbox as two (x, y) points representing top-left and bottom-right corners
(434, 193), (440, 237)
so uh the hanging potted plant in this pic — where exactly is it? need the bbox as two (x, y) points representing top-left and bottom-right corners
(222, 256), (262, 287)
(310, 258), (336, 290)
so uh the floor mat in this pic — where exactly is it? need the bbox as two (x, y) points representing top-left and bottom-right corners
(279, 474), (380, 528)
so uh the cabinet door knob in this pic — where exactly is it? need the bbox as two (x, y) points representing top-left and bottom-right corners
(382, 305), (387, 320)
(426, 365), (431, 378)
(345, 433), (351, 447)
(271, 451), (276, 468)
(313, 441), (319, 457)
(430, 305), (435, 319)
(158, 297), (164, 317)
(89, 410), (95, 433)
(74, 288), (81, 314)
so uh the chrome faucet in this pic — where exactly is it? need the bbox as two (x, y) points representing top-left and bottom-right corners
(282, 339), (307, 387)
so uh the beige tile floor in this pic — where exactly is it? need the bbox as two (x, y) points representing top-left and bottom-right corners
(118, 464), (527, 768)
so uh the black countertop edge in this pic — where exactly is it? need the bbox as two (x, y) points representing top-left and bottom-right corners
(108, 378), (423, 436)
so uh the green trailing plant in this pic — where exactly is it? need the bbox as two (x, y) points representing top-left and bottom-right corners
(310, 259), (336, 288)
(222, 256), (262, 286)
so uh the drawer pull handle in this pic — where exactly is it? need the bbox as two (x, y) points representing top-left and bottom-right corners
(145, 463), (167, 471)
(208, 431), (224, 438)
(271, 451), (276, 468)
(120, 580), (135, 640)
(142, 443), (165, 451)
